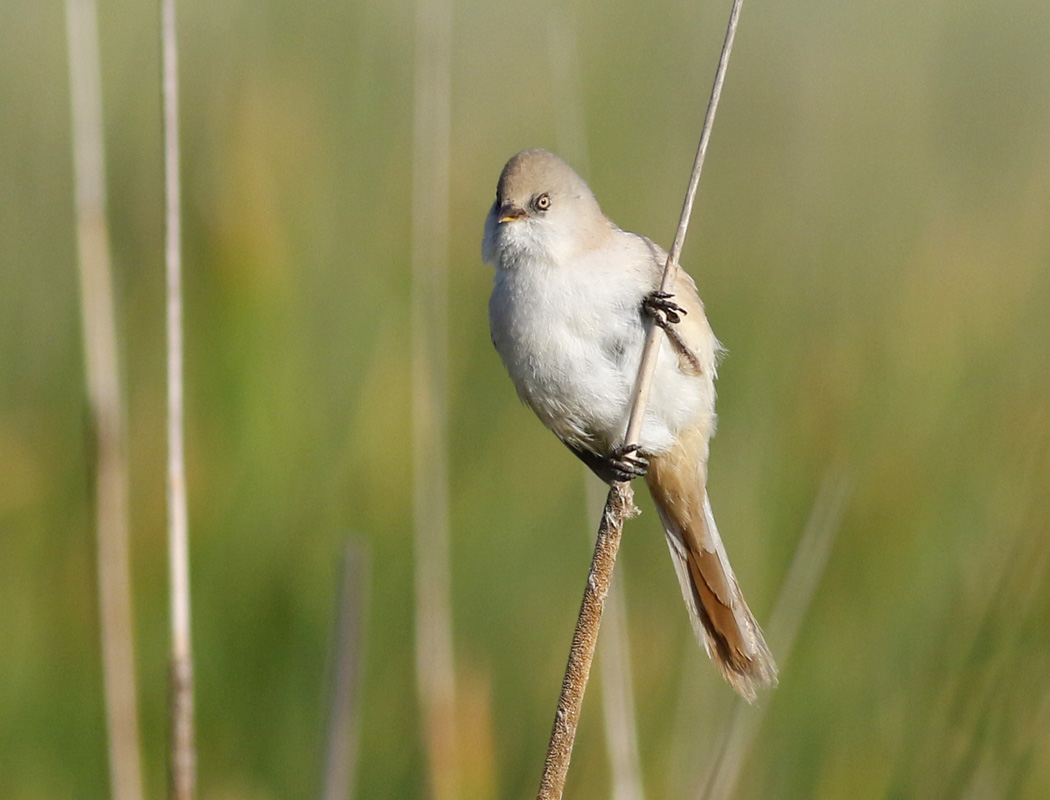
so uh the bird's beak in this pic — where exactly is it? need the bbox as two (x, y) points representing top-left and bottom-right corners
(498, 204), (526, 224)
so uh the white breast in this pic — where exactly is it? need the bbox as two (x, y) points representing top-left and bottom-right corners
(489, 231), (712, 456)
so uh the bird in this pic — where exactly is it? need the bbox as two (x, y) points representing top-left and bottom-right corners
(482, 148), (776, 700)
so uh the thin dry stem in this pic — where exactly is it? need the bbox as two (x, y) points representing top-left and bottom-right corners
(537, 484), (639, 800)
(64, 2), (145, 798)
(322, 542), (369, 800)
(162, 0), (196, 797)
(411, 0), (459, 796)
(623, 0), (744, 448)
(536, 3), (746, 798)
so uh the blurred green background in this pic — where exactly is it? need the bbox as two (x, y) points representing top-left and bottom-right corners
(3, 0), (1050, 797)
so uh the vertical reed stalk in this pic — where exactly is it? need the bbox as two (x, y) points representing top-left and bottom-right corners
(161, 1), (196, 797)
(410, 0), (459, 796)
(64, 2), (145, 798)
(537, 484), (639, 800)
(622, 0), (743, 448)
(537, 2), (745, 797)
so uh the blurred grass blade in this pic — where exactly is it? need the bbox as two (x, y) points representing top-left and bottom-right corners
(549, 8), (646, 797)
(547, 8), (590, 176)
(64, 2), (145, 799)
(763, 471), (852, 661)
(697, 470), (851, 800)
(411, 0), (459, 795)
(322, 542), (370, 800)
(595, 560), (646, 800)
(889, 428), (1050, 799)
(588, 474), (646, 800)
(161, 0), (197, 797)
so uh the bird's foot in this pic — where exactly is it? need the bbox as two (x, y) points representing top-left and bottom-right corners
(605, 443), (649, 482)
(643, 291), (687, 329)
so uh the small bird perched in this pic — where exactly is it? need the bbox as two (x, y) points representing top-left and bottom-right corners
(483, 149), (776, 700)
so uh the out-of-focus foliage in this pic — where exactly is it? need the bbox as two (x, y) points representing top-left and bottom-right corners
(2, 0), (1049, 797)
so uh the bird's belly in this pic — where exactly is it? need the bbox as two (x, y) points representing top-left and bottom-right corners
(491, 273), (708, 456)
(512, 330), (635, 452)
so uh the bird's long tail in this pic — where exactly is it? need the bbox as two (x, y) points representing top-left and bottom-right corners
(646, 435), (777, 701)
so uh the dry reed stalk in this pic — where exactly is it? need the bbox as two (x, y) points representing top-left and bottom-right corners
(161, 1), (196, 797)
(410, 0), (459, 796)
(621, 0), (743, 448)
(64, 2), (145, 799)
(536, 2), (746, 798)
(322, 542), (369, 800)
(537, 484), (639, 800)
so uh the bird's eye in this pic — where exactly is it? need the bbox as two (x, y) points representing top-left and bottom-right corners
(532, 193), (551, 212)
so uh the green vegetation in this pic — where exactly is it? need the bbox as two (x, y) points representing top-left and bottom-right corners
(2, 1), (1049, 797)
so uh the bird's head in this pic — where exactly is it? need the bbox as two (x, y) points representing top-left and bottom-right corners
(482, 149), (611, 268)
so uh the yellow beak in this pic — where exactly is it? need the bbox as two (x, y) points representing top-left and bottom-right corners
(498, 205), (526, 224)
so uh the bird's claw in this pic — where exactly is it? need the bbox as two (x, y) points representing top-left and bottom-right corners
(643, 291), (687, 328)
(606, 443), (649, 482)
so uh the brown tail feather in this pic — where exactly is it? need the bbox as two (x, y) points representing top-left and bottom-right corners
(647, 438), (777, 701)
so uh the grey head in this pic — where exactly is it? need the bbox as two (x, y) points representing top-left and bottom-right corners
(482, 149), (613, 267)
